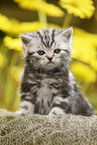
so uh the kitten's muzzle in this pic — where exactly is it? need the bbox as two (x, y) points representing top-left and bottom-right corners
(47, 62), (54, 65)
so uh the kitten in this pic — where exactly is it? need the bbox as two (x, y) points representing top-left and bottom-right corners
(16, 28), (93, 116)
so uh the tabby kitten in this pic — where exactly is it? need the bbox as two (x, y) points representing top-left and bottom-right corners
(16, 28), (93, 116)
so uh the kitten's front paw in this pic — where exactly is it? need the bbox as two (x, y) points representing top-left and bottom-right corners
(48, 107), (65, 116)
(15, 109), (29, 115)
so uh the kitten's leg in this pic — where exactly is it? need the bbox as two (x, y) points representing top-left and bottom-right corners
(15, 93), (35, 114)
(69, 95), (94, 116)
(48, 107), (66, 116)
(15, 101), (35, 114)
(69, 84), (94, 116)
(69, 72), (94, 116)
(48, 96), (69, 116)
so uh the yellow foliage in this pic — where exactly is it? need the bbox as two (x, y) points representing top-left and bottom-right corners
(0, 53), (7, 68)
(90, 59), (97, 72)
(72, 27), (97, 72)
(0, 14), (45, 35)
(71, 62), (96, 82)
(3, 36), (22, 52)
(59, 0), (95, 19)
(14, 0), (64, 17)
(9, 66), (22, 84)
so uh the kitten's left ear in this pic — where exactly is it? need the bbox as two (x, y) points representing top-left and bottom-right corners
(60, 27), (73, 42)
(19, 34), (32, 45)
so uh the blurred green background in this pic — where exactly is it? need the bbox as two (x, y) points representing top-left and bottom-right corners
(0, 0), (97, 112)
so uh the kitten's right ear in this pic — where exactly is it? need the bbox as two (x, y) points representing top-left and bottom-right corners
(19, 34), (32, 46)
(60, 27), (73, 42)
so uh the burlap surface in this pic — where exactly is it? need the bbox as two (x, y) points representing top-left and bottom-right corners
(0, 109), (97, 145)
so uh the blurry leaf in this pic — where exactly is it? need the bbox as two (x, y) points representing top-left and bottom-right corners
(14, 0), (64, 17)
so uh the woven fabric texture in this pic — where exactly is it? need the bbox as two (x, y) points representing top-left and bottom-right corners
(0, 109), (97, 145)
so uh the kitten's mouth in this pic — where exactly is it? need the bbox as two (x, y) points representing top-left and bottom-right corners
(47, 62), (54, 65)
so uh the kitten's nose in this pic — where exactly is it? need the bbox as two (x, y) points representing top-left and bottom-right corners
(47, 57), (53, 62)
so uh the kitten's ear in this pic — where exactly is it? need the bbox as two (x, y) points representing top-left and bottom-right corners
(60, 27), (73, 42)
(19, 34), (32, 45)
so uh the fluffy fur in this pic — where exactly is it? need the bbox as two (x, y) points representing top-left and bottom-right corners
(16, 28), (93, 116)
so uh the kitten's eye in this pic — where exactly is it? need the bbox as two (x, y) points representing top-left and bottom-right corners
(37, 50), (45, 55)
(54, 49), (61, 54)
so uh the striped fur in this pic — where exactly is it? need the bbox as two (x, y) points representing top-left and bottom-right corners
(16, 28), (94, 116)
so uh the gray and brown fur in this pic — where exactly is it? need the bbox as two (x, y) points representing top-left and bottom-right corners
(16, 28), (93, 116)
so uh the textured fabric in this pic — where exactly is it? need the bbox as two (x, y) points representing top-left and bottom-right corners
(0, 109), (97, 145)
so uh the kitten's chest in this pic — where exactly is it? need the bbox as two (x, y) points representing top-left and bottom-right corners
(37, 78), (54, 102)
(35, 77), (59, 114)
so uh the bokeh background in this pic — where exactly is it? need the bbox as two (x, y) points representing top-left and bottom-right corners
(0, 0), (97, 113)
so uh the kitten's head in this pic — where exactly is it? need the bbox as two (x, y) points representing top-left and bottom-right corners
(20, 28), (73, 71)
